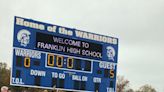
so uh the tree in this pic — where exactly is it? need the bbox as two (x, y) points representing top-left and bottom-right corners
(126, 88), (134, 92)
(137, 84), (156, 92)
(116, 76), (130, 92)
(0, 62), (10, 87)
(0, 62), (7, 69)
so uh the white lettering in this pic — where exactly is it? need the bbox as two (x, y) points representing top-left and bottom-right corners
(15, 48), (41, 59)
(16, 18), (45, 30)
(37, 42), (65, 52)
(30, 69), (46, 77)
(47, 26), (57, 32)
(82, 76), (88, 81)
(75, 30), (118, 45)
(59, 73), (65, 79)
(67, 47), (81, 54)
(52, 72), (58, 78)
(93, 77), (101, 83)
(72, 75), (81, 81)
(53, 37), (81, 47)
(82, 50), (102, 58)
(99, 62), (116, 70)
(107, 87), (114, 92)
(59, 27), (73, 36)
(72, 75), (88, 81)
(12, 78), (24, 84)
(52, 72), (65, 79)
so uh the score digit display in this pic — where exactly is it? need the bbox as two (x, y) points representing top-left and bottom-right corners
(11, 16), (118, 92)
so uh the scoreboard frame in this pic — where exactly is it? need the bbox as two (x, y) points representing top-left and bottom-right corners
(11, 16), (119, 92)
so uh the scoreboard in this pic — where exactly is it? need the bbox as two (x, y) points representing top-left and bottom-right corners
(11, 16), (119, 92)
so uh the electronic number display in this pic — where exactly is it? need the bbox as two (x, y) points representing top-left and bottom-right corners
(11, 16), (119, 92)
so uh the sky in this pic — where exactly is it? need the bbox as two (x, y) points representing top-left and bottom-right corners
(0, 0), (164, 91)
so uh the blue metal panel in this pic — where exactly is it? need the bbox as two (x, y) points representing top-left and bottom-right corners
(11, 16), (118, 92)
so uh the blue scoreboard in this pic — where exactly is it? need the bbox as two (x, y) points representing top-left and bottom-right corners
(11, 16), (119, 92)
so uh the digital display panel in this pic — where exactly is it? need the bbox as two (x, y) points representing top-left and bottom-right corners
(11, 16), (118, 92)
(36, 32), (102, 60)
